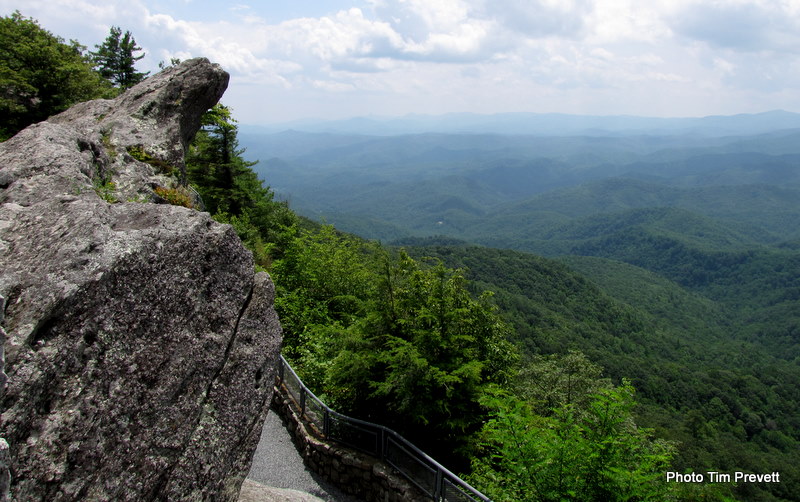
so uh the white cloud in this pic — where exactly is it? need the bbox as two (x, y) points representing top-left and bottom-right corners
(713, 57), (736, 76)
(311, 79), (357, 92)
(478, 0), (594, 38)
(3, 0), (800, 121)
(587, 0), (674, 44)
(670, 0), (800, 53)
(368, 0), (472, 37)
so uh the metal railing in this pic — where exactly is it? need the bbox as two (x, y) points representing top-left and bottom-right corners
(186, 184), (206, 211)
(276, 355), (491, 502)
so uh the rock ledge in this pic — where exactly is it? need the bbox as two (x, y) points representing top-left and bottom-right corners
(0, 59), (282, 502)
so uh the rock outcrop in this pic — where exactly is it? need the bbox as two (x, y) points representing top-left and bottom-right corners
(0, 59), (283, 501)
(237, 480), (326, 502)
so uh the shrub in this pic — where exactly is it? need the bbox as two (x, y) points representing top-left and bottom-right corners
(154, 185), (193, 208)
(127, 145), (176, 175)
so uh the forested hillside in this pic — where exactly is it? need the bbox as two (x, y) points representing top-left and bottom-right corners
(172, 104), (714, 499)
(185, 114), (761, 498)
(405, 243), (799, 501)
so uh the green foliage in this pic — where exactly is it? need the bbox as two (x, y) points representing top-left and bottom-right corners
(406, 245), (646, 358)
(0, 11), (113, 140)
(269, 225), (374, 391)
(326, 251), (518, 435)
(153, 185), (194, 208)
(469, 382), (688, 502)
(271, 233), (519, 464)
(158, 57), (182, 70)
(93, 179), (118, 203)
(127, 145), (177, 175)
(91, 26), (149, 89)
(186, 104), (295, 268)
(409, 243), (800, 500)
(517, 351), (611, 415)
(470, 355), (734, 502)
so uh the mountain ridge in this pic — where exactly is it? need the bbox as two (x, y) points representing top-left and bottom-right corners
(243, 109), (800, 137)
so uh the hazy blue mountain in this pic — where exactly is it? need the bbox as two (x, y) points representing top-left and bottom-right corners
(245, 110), (800, 137)
(239, 110), (800, 260)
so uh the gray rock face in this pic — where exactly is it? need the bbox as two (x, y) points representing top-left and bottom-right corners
(0, 296), (8, 502)
(0, 59), (282, 501)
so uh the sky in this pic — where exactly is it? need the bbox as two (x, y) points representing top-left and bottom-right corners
(4, 0), (800, 124)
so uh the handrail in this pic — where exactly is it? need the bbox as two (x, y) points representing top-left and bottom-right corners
(276, 355), (491, 502)
(186, 184), (206, 211)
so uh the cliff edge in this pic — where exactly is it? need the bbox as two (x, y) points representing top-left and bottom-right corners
(0, 58), (283, 501)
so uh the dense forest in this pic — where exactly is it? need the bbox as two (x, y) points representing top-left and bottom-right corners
(3, 11), (798, 501)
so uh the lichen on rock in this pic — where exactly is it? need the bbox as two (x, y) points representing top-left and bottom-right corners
(0, 59), (282, 502)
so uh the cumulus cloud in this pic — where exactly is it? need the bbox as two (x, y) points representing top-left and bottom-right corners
(671, 0), (800, 52)
(368, 0), (471, 38)
(309, 2), (503, 64)
(477, 0), (594, 37)
(4, 0), (148, 39)
(3, 0), (800, 121)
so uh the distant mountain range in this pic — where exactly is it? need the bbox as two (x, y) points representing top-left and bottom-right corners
(239, 121), (800, 244)
(243, 109), (800, 137)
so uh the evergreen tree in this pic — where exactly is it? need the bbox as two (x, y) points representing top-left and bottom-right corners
(92, 26), (149, 89)
(0, 11), (112, 140)
(469, 356), (733, 502)
(186, 104), (295, 267)
(321, 251), (519, 464)
(469, 381), (682, 502)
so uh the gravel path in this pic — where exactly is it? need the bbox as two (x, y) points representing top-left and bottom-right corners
(247, 409), (362, 502)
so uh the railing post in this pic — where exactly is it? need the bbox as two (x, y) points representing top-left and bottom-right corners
(323, 408), (330, 438)
(278, 358), (285, 385)
(434, 468), (444, 501)
(300, 387), (306, 417)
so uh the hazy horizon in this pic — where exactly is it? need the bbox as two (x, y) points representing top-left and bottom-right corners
(247, 108), (797, 125)
(237, 109), (800, 139)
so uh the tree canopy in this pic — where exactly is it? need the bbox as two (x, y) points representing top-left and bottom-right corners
(91, 26), (149, 89)
(0, 11), (112, 140)
(469, 353), (731, 501)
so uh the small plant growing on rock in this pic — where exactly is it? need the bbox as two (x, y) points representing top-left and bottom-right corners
(126, 193), (150, 203)
(154, 185), (194, 208)
(100, 130), (117, 160)
(94, 179), (118, 203)
(127, 145), (177, 176)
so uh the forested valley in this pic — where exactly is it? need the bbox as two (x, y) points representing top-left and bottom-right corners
(3, 11), (799, 501)
(237, 117), (800, 501)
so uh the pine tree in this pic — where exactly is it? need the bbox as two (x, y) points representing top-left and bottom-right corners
(186, 104), (295, 267)
(92, 26), (149, 89)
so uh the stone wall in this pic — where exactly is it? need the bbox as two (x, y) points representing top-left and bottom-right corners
(271, 387), (430, 502)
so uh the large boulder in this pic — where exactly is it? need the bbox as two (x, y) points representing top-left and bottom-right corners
(0, 59), (282, 501)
